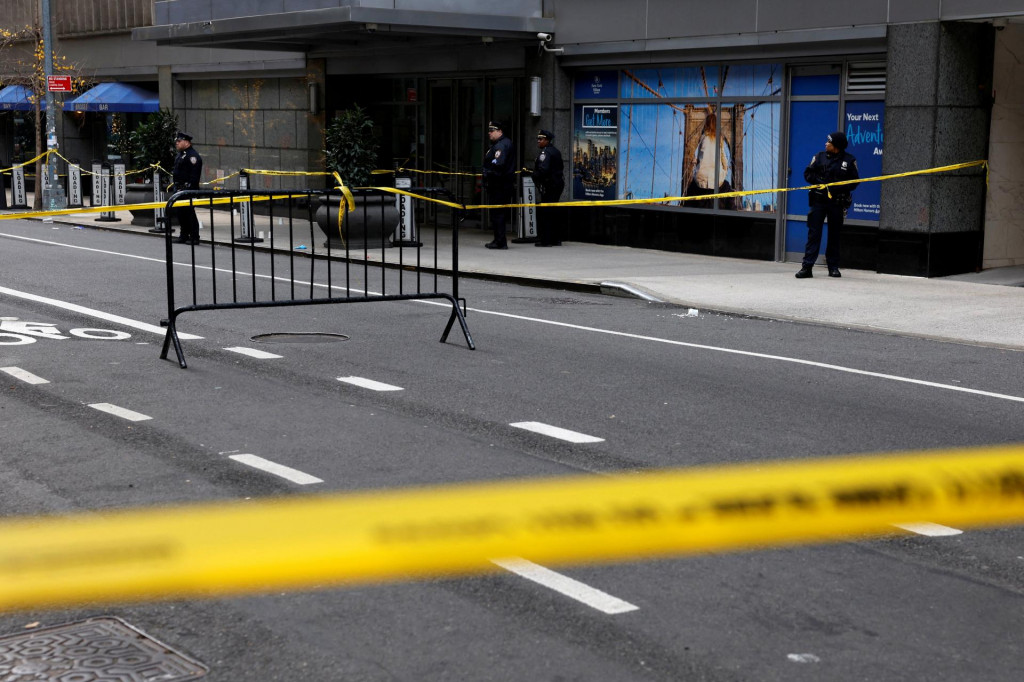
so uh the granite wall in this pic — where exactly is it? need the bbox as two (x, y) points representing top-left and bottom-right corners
(983, 23), (1024, 268)
(879, 21), (994, 276)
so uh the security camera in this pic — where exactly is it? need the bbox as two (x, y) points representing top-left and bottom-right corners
(538, 32), (552, 42)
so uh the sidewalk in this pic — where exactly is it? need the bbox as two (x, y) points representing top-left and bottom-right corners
(9, 200), (1024, 351)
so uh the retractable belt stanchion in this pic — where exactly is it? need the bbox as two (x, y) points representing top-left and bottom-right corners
(89, 161), (102, 207)
(96, 162), (119, 222)
(511, 174), (538, 243)
(236, 170), (262, 243)
(67, 159), (82, 208)
(392, 175), (422, 247)
(149, 169), (168, 233)
(11, 162), (28, 209)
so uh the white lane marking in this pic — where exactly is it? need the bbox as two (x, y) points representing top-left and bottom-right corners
(88, 402), (152, 422)
(337, 376), (404, 392)
(228, 454), (323, 485)
(462, 308), (1024, 405)
(491, 557), (639, 615)
(0, 366), (50, 385)
(0, 285), (203, 340)
(510, 421), (605, 444)
(224, 346), (282, 359)
(892, 522), (964, 537)
(11, 232), (1024, 405)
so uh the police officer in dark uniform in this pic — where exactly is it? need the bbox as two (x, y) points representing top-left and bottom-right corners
(482, 120), (516, 249)
(796, 131), (859, 278)
(531, 129), (565, 247)
(171, 131), (203, 245)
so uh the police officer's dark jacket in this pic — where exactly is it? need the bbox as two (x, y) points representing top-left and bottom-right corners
(172, 145), (203, 191)
(533, 144), (565, 198)
(804, 150), (859, 206)
(483, 135), (516, 189)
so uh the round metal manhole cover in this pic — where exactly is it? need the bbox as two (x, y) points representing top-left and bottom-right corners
(250, 332), (350, 344)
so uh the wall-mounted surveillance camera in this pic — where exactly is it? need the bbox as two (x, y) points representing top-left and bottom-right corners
(538, 32), (552, 42)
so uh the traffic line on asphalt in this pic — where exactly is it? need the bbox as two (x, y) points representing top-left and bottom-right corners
(0, 366), (49, 385)
(892, 522), (963, 537)
(88, 403), (153, 422)
(0, 284), (203, 340)
(228, 454), (323, 485)
(336, 376), (404, 392)
(491, 557), (639, 614)
(510, 421), (605, 444)
(224, 347), (283, 359)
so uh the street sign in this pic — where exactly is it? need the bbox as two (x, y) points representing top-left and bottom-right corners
(47, 75), (72, 92)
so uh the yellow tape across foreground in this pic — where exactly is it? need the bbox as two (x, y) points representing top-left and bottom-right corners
(1, 445), (1023, 612)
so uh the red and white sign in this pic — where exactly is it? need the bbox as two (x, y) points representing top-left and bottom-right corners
(47, 76), (72, 92)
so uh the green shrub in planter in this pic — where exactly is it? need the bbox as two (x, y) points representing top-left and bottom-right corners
(323, 105), (379, 187)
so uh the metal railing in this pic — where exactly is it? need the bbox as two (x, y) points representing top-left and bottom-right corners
(159, 187), (475, 368)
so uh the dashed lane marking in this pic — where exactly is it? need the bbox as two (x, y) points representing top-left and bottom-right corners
(491, 557), (639, 615)
(229, 454), (323, 485)
(892, 522), (964, 537)
(336, 376), (404, 392)
(88, 403), (152, 422)
(510, 421), (605, 444)
(224, 347), (283, 360)
(0, 366), (49, 385)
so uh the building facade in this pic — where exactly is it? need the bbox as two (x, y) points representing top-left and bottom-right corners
(3, 1), (1024, 276)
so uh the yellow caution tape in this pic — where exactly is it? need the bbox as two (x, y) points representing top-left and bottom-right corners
(0, 444), (1022, 612)
(1, 160), (988, 221)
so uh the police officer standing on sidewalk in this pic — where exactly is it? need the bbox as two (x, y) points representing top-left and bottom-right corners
(482, 120), (516, 249)
(171, 131), (203, 245)
(796, 131), (859, 278)
(531, 129), (565, 247)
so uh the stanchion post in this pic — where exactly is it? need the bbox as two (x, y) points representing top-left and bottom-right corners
(67, 159), (82, 208)
(0, 160), (6, 209)
(11, 162), (28, 209)
(89, 160), (102, 207)
(392, 175), (422, 247)
(149, 168), (169, 233)
(236, 170), (262, 243)
(96, 162), (119, 222)
(512, 174), (538, 243)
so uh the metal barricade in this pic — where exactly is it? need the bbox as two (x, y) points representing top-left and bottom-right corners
(159, 187), (475, 368)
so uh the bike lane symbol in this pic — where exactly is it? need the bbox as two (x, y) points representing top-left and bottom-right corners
(0, 318), (132, 345)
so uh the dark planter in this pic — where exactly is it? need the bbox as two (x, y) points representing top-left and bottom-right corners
(314, 190), (399, 250)
(126, 182), (159, 227)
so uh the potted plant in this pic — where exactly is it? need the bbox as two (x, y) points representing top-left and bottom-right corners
(315, 105), (397, 249)
(124, 108), (179, 226)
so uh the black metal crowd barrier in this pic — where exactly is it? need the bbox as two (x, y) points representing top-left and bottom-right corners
(159, 187), (475, 368)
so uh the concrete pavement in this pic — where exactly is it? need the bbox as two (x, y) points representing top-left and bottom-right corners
(7, 199), (1023, 351)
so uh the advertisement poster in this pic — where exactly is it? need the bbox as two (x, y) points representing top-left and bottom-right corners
(572, 104), (618, 201)
(843, 101), (884, 221)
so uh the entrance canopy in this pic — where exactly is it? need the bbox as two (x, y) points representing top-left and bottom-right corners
(67, 82), (159, 113)
(0, 85), (35, 112)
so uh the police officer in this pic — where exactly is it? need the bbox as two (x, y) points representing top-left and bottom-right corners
(796, 131), (859, 278)
(482, 120), (516, 249)
(531, 129), (565, 247)
(171, 131), (203, 245)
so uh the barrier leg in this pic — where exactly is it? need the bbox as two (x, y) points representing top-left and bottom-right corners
(440, 296), (475, 350)
(159, 318), (188, 369)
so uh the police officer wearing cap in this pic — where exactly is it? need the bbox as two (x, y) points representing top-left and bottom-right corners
(796, 131), (859, 278)
(482, 120), (516, 249)
(531, 129), (565, 246)
(171, 131), (203, 245)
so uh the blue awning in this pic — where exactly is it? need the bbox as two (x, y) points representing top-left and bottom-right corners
(0, 85), (35, 112)
(67, 82), (159, 113)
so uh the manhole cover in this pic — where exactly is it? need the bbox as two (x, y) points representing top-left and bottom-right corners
(250, 332), (349, 344)
(0, 617), (207, 680)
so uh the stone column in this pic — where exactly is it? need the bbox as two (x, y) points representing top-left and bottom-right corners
(879, 21), (993, 276)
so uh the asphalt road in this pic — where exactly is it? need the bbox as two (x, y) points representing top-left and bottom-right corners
(1, 220), (1023, 681)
